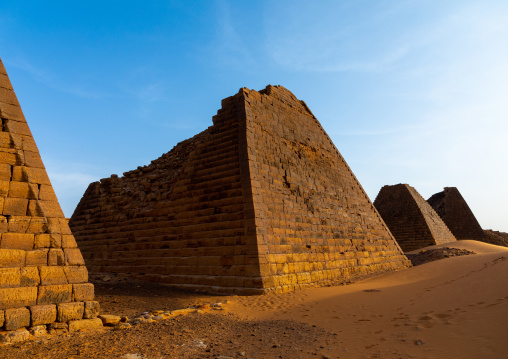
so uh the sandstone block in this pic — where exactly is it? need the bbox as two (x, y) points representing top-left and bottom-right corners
(0, 268), (20, 288)
(37, 284), (72, 305)
(63, 266), (88, 284)
(4, 307), (30, 330)
(29, 200), (64, 218)
(0, 132), (8, 148)
(59, 219), (72, 235)
(7, 216), (30, 233)
(34, 233), (51, 248)
(73, 283), (94, 301)
(23, 151), (44, 168)
(68, 318), (103, 332)
(0, 149), (16, 166)
(25, 249), (48, 266)
(0, 309), (4, 327)
(1, 233), (34, 250)
(2, 197), (28, 216)
(27, 217), (48, 234)
(57, 302), (84, 322)
(8, 181), (29, 198)
(25, 167), (51, 185)
(83, 301), (100, 319)
(62, 234), (77, 249)
(38, 185), (58, 202)
(48, 322), (68, 330)
(0, 286), (37, 309)
(0, 164), (10, 181)
(39, 266), (68, 285)
(30, 304), (57, 326)
(0, 180), (9, 196)
(0, 328), (30, 344)
(29, 325), (47, 336)
(46, 218), (62, 234)
(4, 120), (31, 136)
(64, 248), (85, 265)
(99, 314), (121, 326)
(48, 248), (65, 265)
(11, 166), (27, 182)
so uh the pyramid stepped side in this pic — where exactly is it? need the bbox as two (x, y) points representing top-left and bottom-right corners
(374, 184), (456, 252)
(0, 57), (100, 339)
(242, 86), (410, 291)
(428, 187), (485, 240)
(70, 91), (265, 294)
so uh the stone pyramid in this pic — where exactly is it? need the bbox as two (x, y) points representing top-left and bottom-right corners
(0, 57), (100, 341)
(70, 85), (410, 294)
(374, 184), (456, 252)
(428, 187), (485, 240)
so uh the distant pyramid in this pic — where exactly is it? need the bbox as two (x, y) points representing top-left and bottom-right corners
(0, 57), (100, 339)
(374, 184), (456, 252)
(428, 187), (485, 240)
(70, 85), (410, 294)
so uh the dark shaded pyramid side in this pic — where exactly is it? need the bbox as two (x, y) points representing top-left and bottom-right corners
(374, 184), (456, 252)
(70, 85), (410, 294)
(0, 57), (100, 339)
(427, 187), (485, 240)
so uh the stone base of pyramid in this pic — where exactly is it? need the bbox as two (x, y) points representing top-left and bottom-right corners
(0, 301), (101, 344)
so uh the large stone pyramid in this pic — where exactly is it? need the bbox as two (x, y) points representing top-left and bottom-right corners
(427, 187), (485, 240)
(70, 85), (410, 294)
(374, 184), (456, 252)
(0, 57), (100, 340)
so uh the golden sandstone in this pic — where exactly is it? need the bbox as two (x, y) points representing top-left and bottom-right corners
(0, 57), (101, 342)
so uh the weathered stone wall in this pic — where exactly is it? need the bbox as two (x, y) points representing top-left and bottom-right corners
(374, 184), (456, 252)
(71, 85), (410, 294)
(427, 187), (485, 240)
(0, 57), (100, 340)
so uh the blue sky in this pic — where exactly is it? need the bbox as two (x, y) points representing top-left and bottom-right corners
(1, 1), (507, 231)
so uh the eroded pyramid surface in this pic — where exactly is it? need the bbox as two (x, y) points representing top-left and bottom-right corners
(374, 184), (456, 252)
(0, 57), (99, 337)
(70, 85), (410, 294)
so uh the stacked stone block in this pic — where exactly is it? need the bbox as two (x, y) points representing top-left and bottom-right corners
(70, 85), (410, 294)
(427, 187), (485, 240)
(374, 184), (456, 252)
(0, 57), (100, 342)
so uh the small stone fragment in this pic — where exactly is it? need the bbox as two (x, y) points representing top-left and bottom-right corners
(99, 314), (121, 326)
(68, 318), (103, 332)
(0, 328), (30, 344)
(114, 322), (132, 330)
(83, 301), (100, 319)
(30, 325), (47, 336)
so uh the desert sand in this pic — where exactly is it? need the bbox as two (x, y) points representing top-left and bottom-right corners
(0, 240), (506, 358)
(228, 240), (508, 358)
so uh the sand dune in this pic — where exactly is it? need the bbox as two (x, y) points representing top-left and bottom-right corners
(228, 240), (508, 359)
